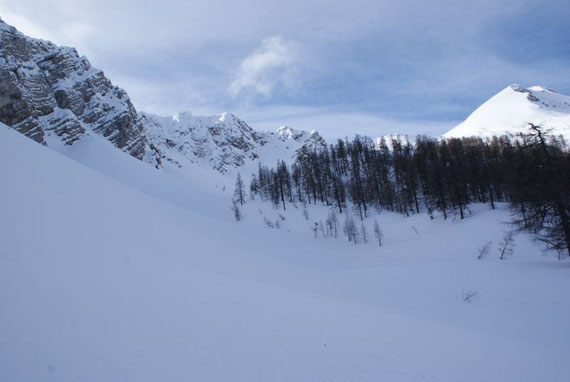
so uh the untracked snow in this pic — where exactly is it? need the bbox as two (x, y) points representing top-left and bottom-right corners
(444, 84), (570, 140)
(1, 122), (570, 382)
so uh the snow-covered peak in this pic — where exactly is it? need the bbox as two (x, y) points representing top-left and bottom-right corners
(218, 112), (241, 124)
(274, 126), (324, 143)
(444, 85), (570, 140)
(276, 125), (305, 141)
(139, 111), (326, 174)
(527, 85), (555, 93)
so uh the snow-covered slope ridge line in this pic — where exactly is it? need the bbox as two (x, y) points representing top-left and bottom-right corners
(444, 84), (570, 140)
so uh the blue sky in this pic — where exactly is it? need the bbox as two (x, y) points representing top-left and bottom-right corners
(1, 0), (569, 138)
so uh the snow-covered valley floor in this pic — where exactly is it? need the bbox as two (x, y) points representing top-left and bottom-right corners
(1, 125), (569, 381)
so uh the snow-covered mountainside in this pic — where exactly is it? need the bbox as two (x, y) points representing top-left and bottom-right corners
(0, 19), (325, 175)
(444, 84), (570, 140)
(140, 112), (326, 174)
(0, 18), (147, 158)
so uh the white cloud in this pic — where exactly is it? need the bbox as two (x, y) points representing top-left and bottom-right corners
(229, 36), (297, 98)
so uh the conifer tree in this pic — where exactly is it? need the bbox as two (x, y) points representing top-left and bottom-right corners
(234, 172), (246, 206)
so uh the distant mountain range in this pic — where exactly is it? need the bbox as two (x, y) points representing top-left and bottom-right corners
(140, 111), (325, 173)
(1, 18), (568, 177)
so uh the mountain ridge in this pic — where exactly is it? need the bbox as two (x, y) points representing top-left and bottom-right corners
(0, 18), (326, 175)
(0, 18), (148, 157)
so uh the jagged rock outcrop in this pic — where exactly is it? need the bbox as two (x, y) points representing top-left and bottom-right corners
(140, 112), (326, 173)
(0, 19), (146, 158)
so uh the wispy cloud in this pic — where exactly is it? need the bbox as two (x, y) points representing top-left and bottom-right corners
(229, 36), (298, 98)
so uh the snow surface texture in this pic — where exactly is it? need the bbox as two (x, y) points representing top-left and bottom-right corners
(444, 84), (570, 140)
(1, 122), (569, 382)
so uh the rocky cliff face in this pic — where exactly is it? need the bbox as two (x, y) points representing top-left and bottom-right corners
(0, 19), (146, 158)
(0, 19), (326, 174)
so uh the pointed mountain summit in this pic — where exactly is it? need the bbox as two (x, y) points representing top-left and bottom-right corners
(444, 84), (570, 140)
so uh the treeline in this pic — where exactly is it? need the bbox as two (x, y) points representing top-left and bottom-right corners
(246, 126), (570, 256)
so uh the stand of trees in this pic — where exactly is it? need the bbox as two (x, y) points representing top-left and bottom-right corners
(248, 128), (570, 256)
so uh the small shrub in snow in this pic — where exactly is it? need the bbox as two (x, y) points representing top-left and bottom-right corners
(311, 222), (318, 238)
(263, 216), (275, 228)
(462, 290), (479, 303)
(498, 232), (515, 260)
(477, 241), (492, 260)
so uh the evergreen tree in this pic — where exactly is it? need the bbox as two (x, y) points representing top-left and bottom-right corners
(234, 172), (246, 206)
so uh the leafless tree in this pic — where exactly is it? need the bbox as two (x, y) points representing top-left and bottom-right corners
(477, 241), (492, 260)
(373, 219), (383, 246)
(343, 215), (359, 244)
(327, 210), (339, 238)
(319, 220), (326, 238)
(361, 223), (368, 243)
(231, 200), (241, 222)
(498, 232), (515, 260)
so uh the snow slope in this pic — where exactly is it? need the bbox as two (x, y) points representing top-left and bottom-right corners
(444, 84), (570, 140)
(1, 123), (570, 382)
